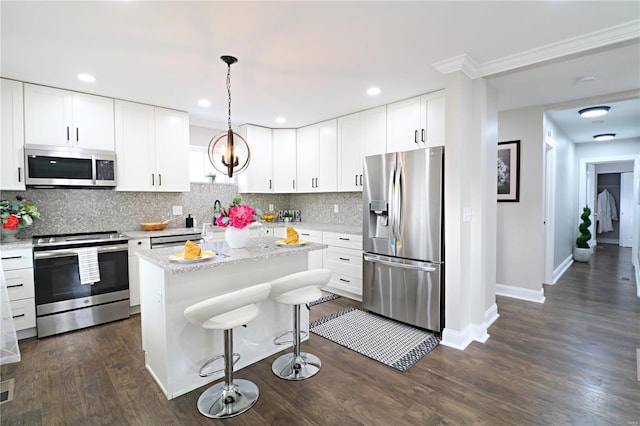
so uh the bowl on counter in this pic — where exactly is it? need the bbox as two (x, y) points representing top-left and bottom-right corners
(141, 220), (169, 231)
(261, 211), (277, 223)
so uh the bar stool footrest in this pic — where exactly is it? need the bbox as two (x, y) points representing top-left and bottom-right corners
(199, 352), (241, 377)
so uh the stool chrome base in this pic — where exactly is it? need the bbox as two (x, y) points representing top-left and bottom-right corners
(197, 379), (259, 419)
(271, 352), (321, 380)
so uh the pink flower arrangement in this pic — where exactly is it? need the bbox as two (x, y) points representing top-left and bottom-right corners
(214, 198), (260, 229)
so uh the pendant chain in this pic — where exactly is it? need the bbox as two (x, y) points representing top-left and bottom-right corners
(227, 65), (232, 130)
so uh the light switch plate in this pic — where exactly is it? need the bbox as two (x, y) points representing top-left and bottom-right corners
(334, 204), (339, 213)
(172, 206), (183, 215)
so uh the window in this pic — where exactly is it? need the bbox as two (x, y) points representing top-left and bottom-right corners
(189, 145), (233, 184)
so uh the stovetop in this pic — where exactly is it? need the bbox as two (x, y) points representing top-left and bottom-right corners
(33, 231), (128, 247)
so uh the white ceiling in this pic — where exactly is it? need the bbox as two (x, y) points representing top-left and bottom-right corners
(1, 1), (639, 143)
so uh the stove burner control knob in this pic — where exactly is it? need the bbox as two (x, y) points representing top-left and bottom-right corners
(36, 238), (44, 245)
(48, 237), (56, 244)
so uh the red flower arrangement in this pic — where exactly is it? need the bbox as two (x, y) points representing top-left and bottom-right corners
(1, 196), (40, 230)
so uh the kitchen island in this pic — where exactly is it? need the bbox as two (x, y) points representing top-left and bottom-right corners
(136, 237), (326, 400)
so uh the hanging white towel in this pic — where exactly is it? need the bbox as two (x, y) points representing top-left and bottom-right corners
(596, 189), (618, 234)
(77, 247), (100, 285)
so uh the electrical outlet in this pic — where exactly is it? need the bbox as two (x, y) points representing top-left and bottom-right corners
(334, 204), (339, 213)
(172, 205), (183, 215)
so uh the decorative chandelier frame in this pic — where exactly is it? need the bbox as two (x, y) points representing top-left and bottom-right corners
(208, 55), (250, 178)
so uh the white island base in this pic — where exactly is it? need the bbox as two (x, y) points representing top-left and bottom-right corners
(139, 243), (319, 400)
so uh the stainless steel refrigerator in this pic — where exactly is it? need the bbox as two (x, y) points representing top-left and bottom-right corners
(362, 146), (444, 332)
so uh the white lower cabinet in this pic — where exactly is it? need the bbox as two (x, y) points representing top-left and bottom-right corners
(274, 227), (323, 269)
(127, 238), (151, 307)
(322, 232), (363, 301)
(1, 248), (36, 333)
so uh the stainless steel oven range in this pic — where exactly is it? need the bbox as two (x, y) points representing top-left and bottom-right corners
(33, 231), (129, 338)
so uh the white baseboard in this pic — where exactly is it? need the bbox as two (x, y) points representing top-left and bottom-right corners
(496, 283), (546, 303)
(441, 303), (500, 350)
(552, 255), (573, 285)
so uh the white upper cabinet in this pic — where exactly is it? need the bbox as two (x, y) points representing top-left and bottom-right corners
(386, 89), (445, 152)
(115, 100), (189, 192)
(24, 83), (115, 151)
(154, 107), (190, 192)
(297, 119), (337, 193)
(1, 79), (26, 190)
(337, 105), (386, 192)
(272, 129), (297, 193)
(237, 125), (273, 193)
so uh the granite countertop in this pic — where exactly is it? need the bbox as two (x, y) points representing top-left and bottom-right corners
(122, 223), (361, 239)
(136, 236), (327, 275)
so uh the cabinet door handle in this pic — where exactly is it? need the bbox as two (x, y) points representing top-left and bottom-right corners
(293, 179), (295, 190)
(355, 174), (358, 186)
(12, 313), (25, 319)
(17, 167), (21, 182)
(158, 174), (162, 186)
(1, 256), (22, 260)
(421, 128), (425, 143)
(311, 178), (314, 188)
(269, 179), (272, 189)
(414, 130), (418, 144)
(315, 177), (319, 188)
(359, 174), (362, 186)
(151, 174), (155, 186)
(66, 126), (70, 141)
(300, 233), (311, 236)
(76, 128), (79, 143)
(7, 283), (24, 288)
(339, 257), (351, 261)
(137, 241), (142, 245)
(339, 237), (350, 241)
(339, 278), (351, 283)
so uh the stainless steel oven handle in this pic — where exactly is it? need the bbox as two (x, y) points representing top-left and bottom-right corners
(364, 254), (436, 272)
(34, 244), (128, 259)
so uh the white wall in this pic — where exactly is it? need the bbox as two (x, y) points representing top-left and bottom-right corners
(496, 106), (545, 294)
(545, 116), (576, 270)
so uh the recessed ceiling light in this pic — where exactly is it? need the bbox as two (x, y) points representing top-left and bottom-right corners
(198, 99), (211, 108)
(578, 106), (610, 117)
(77, 73), (96, 83)
(275, 117), (286, 124)
(367, 87), (381, 96)
(576, 75), (596, 84)
(593, 133), (616, 141)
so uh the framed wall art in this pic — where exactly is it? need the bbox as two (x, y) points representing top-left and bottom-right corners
(497, 140), (520, 202)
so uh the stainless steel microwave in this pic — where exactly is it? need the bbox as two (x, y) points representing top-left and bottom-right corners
(24, 145), (116, 188)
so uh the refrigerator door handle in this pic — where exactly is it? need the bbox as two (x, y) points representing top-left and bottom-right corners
(364, 254), (437, 272)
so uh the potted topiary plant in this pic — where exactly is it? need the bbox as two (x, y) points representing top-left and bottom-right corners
(573, 206), (593, 262)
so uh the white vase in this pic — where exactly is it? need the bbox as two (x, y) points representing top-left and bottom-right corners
(1, 228), (19, 242)
(225, 226), (250, 249)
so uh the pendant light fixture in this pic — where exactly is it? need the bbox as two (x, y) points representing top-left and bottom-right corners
(208, 55), (250, 178)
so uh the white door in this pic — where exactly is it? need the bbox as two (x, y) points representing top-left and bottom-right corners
(317, 119), (337, 192)
(1, 79), (25, 190)
(619, 172), (634, 248)
(337, 112), (361, 191)
(296, 124), (319, 192)
(154, 107), (190, 192)
(272, 129), (297, 193)
(586, 163), (596, 244)
(386, 96), (421, 152)
(72, 93), (115, 150)
(24, 84), (72, 146)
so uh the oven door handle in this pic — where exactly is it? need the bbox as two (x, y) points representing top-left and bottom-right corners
(34, 244), (128, 259)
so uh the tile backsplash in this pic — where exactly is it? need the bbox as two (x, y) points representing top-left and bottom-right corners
(1, 185), (362, 238)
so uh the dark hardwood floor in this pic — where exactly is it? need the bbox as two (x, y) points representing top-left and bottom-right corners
(2, 244), (638, 425)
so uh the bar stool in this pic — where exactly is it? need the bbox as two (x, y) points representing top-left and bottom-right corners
(269, 269), (332, 380)
(183, 282), (271, 419)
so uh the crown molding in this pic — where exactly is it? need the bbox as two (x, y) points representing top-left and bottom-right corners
(432, 54), (481, 78)
(433, 20), (640, 79)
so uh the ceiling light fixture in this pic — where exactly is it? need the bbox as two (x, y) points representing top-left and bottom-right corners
(207, 56), (250, 178)
(77, 73), (96, 83)
(578, 106), (610, 118)
(593, 133), (616, 141)
(198, 99), (211, 108)
(367, 87), (381, 96)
